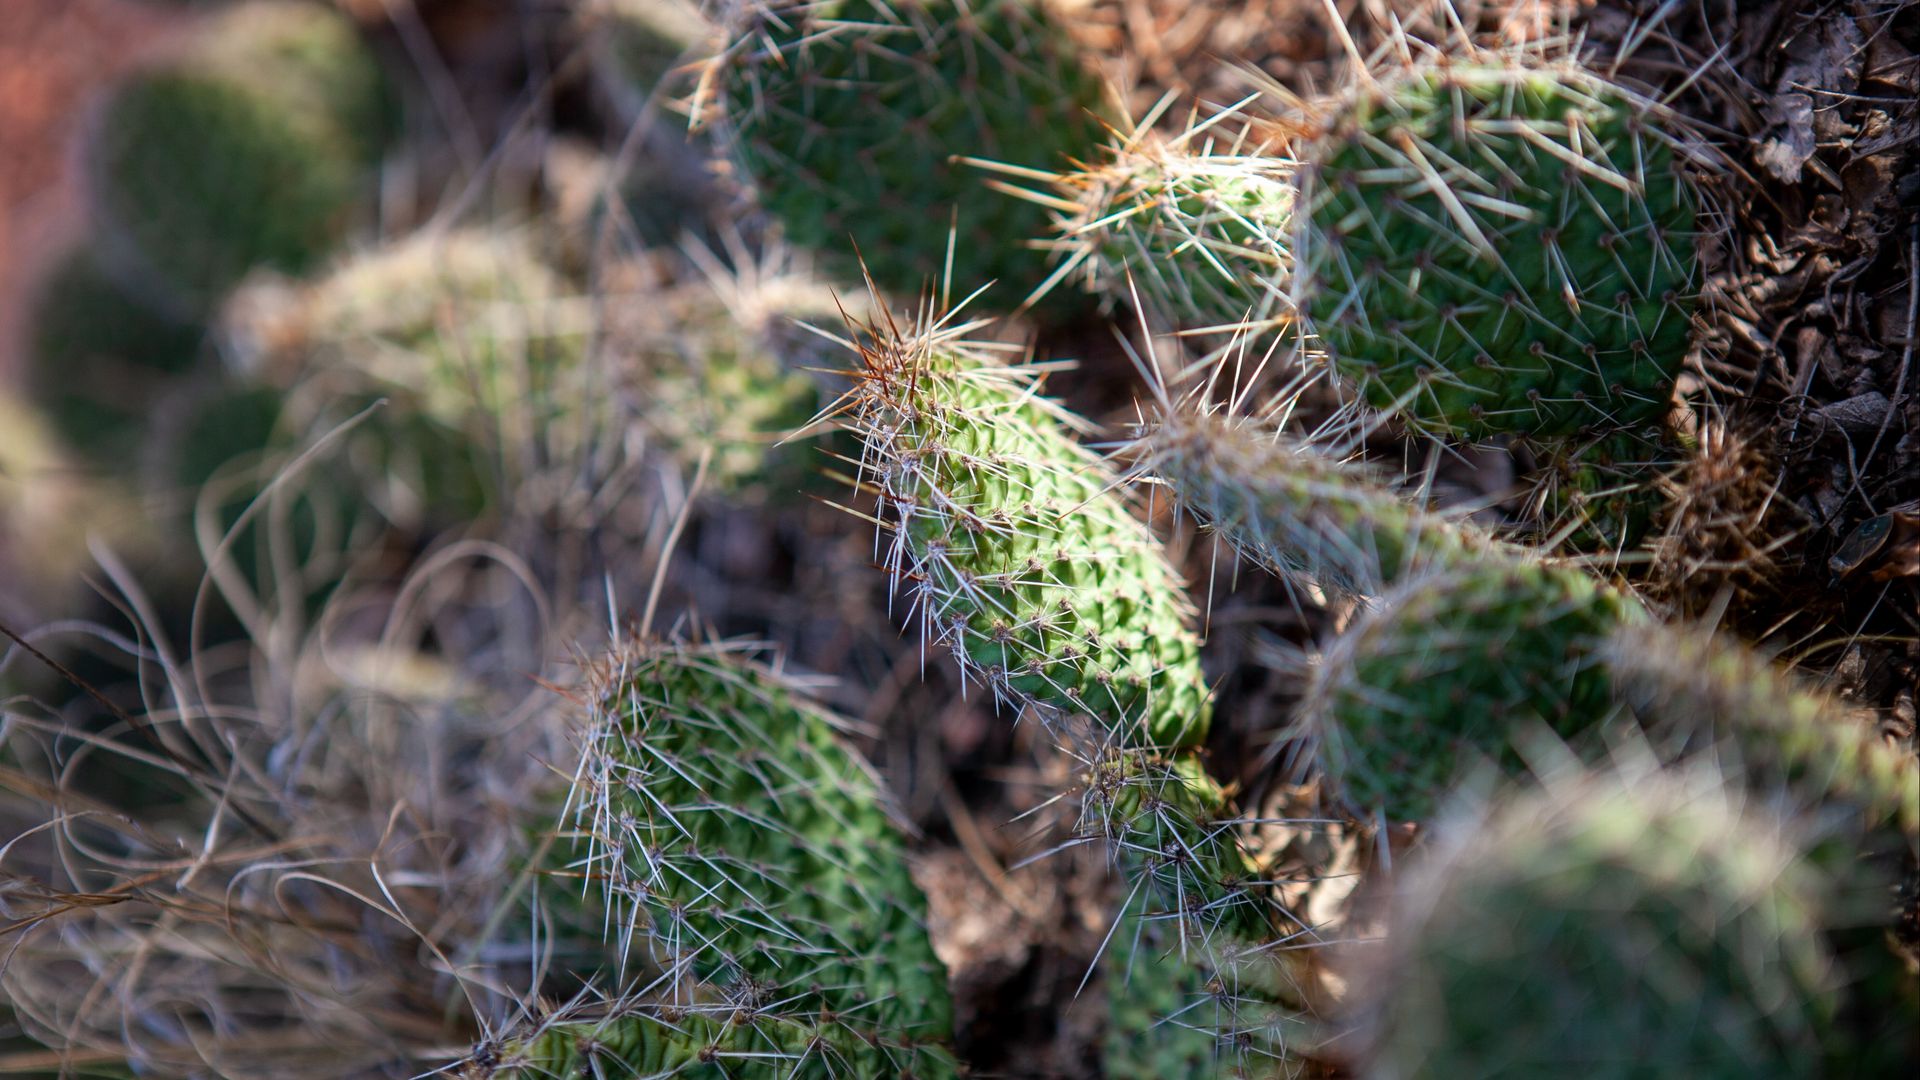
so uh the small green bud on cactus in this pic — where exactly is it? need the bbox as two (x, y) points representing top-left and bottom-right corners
(1298, 60), (1699, 438)
(1354, 766), (1839, 1078)
(89, 0), (390, 313)
(835, 311), (1211, 748)
(1043, 116), (1295, 333)
(1123, 405), (1506, 596)
(1524, 428), (1671, 556)
(511, 640), (954, 1077)
(706, 0), (1113, 302)
(1299, 560), (1643, 822)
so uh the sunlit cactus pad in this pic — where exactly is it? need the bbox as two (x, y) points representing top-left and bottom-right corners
(710, 0), (1112, 301)
(558, 641), (954, 1071)
(1361, 768), (1838, 1078)
(1300, 61), (1698, 437)
(839, 316), (1211, 748)
(1301, 560), (1643, 822)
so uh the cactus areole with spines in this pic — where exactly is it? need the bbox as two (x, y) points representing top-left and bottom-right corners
(1299, 61), (1699, 438)
(835, 312), (1211, 749)
(709, 0), (1112, 302)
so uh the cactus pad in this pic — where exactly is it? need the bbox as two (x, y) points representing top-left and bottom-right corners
(837, 313), (1211, 748)
(557, 641), (954, 1073)
(1363, 767), (1837, 1078)
(1300, 560), (1642, 822)
(709, 0), (1112, 301)
(1299, 61), (1698, 437)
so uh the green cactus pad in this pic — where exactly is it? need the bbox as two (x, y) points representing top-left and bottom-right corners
(839, 316), (1211, 748)
(1103, 914), (1303, 1080)
(555, 641), (954, 1072)
(711, 0), (1113, 303)
(89, 1), (389, 313)
(1300, 560), (1643, 822)
(1525, 428), (1671, 556)
(1125, 407), (1506, 596)
(1299, 61), (1698, 437)
(1603, 621), (1919, 838)
(1052, 126), (1295, 333)
(1362, 767), (1838, 1078)
(25, 251), (205, 461)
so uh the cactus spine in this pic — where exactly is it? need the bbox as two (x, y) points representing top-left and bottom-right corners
(705, 0), (1113, 301)
(89, 0), (389, 313)
(1297, 59), (1699, 438)
(475, 640), (956, 1077)
(1357, 766), (1839, 1078)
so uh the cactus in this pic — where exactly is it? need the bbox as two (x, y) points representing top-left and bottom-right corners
(1298, 560), (1644, 822)
(833, 309), (1211, 748)
(704, 0), (1113, 302)
(1296, 59), (1698, 438)
(1354, 766), (1839, 1078)
(1122, 405), (1506, 597)
(1524, 428), (1671, 556)
(24, 251), (206, 462)
(1103, 913), (1303, 1080)
(1041, 114), (1296, 333)
(89, 0), (389, 313)
(1602, 621), (1919, 839)
(476, 640), (955, 1078)
(1648, 421), (1795, 613)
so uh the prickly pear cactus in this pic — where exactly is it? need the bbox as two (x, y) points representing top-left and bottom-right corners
(1050, 124), (1295, 332)
(1298, 60), (1698, 438)
(1299, 560), (1643, 822)
(1603, 621), (1920, 838)
(89, 0), (389, 313)
(25, 251), (206, 461)
(1104, 917), (1303, 1080)
(1357, 767), (1837, 1078)
(1123, 406), (1504, 596)
(500, 640), (955, 1078)
(707, 0), (1113, 301)
(838, 315), (1211, 748)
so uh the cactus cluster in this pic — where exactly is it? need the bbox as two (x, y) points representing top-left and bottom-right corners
(4, 4), (1914, 1079)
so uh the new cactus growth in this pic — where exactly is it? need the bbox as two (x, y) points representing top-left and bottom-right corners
(1525, 428), (1670, 555)
(89, 0), (389, 313)
(1039, 112), (1296, 333)
(1355, 766), (1839, 1078)
(1297, 59), (1699, 438)
(1299, 560), (1643, 822)
(834, 310), (1211, 748)
(704, 0), (1113, 301)
(494, 640), (955, 1077)
(1123, 405), (1506, 597)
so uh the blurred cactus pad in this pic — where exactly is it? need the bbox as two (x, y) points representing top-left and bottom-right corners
(88, 0), (391, 313)
(1300, 59), (1699, 437)
(1357, 767), (1842, 1078)
(707, 0), (1113, 302)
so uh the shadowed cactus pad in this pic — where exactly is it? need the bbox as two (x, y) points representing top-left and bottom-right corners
(1300, 560), (1643, 821)
(552, 641), (955, 1074)
(837, 314), (1211, 748)
(1124, 406), (1504, 596)
(708, 0), (1112, 301)
(1357, 767), (1838, 1078)
(89, 0), (389, 313)
(1525, 428), (1671, 555)
(1299, 61), (1699, 437)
